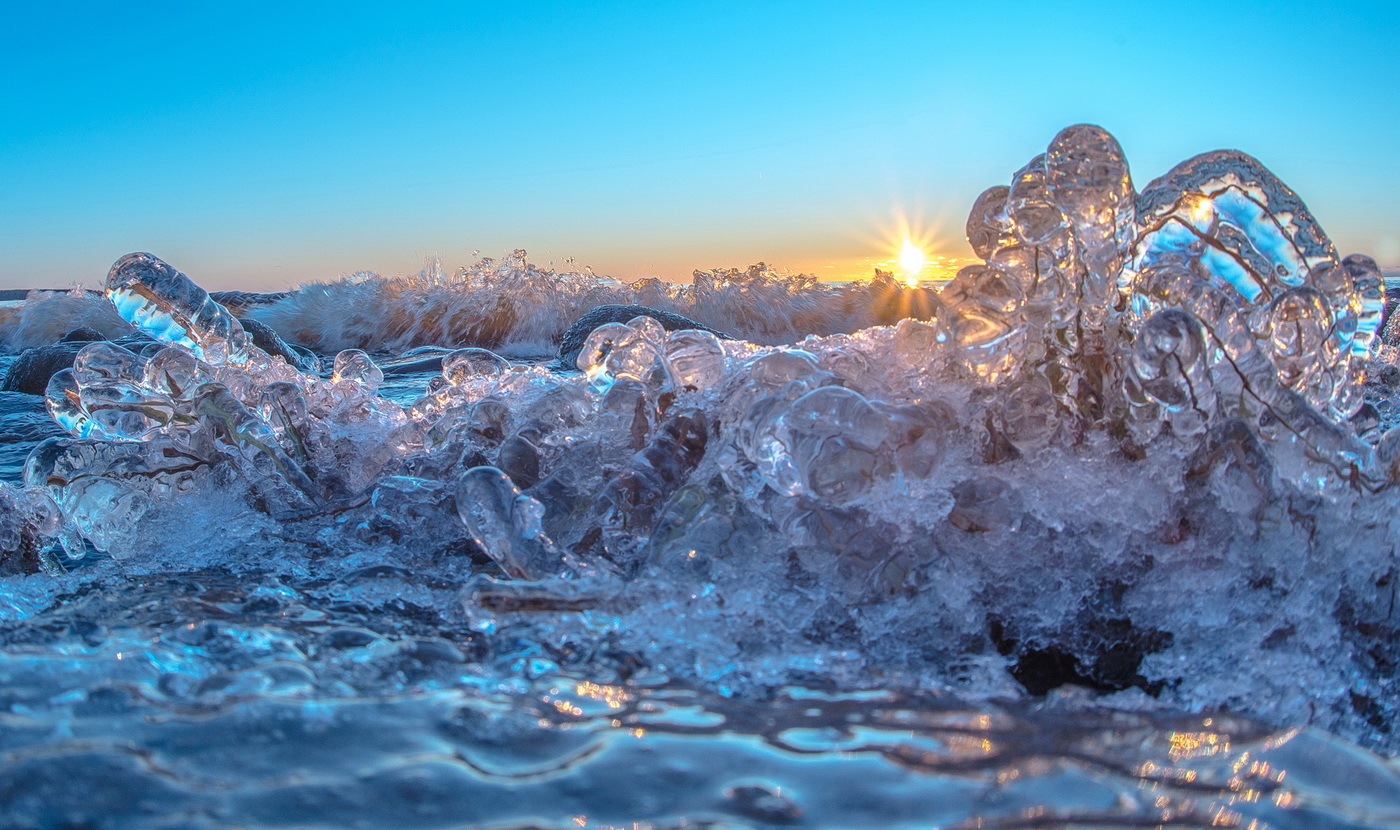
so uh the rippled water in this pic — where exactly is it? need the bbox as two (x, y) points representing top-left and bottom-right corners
(5, 562), (1399, 829)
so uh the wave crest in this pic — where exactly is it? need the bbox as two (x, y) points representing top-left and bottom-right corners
(249, 252), (936, 356)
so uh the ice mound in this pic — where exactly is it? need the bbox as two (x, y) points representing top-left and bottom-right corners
(10, 125), (1400, 752)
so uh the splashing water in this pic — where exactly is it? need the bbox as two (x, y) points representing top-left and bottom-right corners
(3, 125), (1400, 825)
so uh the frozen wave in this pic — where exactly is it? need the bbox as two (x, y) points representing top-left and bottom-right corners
(5, 125), (1400, 769)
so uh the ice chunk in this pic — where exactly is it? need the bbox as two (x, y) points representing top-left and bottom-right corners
(997, 378), (1060, 451)
(965, 185), (1015, 260)
(1342, 253), (1385, 359)
(143, 345), (209, 400)
(1128, 310), (1212, 414)
(25, 437), (171, 555)
(44, 369), (94, 438)
(626, 314), (667, 346)
(442, 348), (510, 385)
(72, 342), (173, 440)
(1007, 155), (1067, 246)
(942, 264), (1026, 381)
(455, 466), (567, 580)
(1262, 287), (1342, 410)
(1123, 150), (1375, 420)
(782, 386), (889, 505)
(666, 329), (727, 391)
(191, 383), (320, 504)
(577, 322), (635, 389)
(1045, 124), (1135, 303)
(331, 349), (384, 393)
(577, 321), (672, 394)
(106, 252), (256, 365)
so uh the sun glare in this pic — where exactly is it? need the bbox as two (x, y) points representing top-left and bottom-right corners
(853, 210), (976, 285)
(898, 238), (928, 287)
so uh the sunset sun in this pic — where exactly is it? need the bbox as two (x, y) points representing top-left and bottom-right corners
(897, 237), (928, 286)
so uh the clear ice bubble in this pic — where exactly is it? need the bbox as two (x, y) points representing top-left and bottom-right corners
(1125, 309), (1215, 442)
(577, 322), (635, 388)
(1342, 253), (1385, 359)
(998, 379), (1060, 451)
(783, 386), (889, 505)
(878, 400), (952, 480)
(626, 314), (667, 345)
(966, 185), (1015, 260)
(1129, 310), (1212, 414)
(575, 321), (673, 394)
(942, 264), (1027, 381)
(70, 342), (174, 440)
(443, 348), (510, 386)
(1007, 155), (1068, 246)
(743, 349), (827, 395)
(1045, 123), (1135, 298)
(1123, 149), (1377, 422)
(257, 381), (311, 459)
(143, 346), (209, 400)
(1262, 287), (1341, 409)
(44, 369), (94, 439)
(72, 341), (147, 386)
(666, 329), (727, 391)
(191, 382), (320, 504)
(332, 349), (385, 392)
(25, 438), (163, 555)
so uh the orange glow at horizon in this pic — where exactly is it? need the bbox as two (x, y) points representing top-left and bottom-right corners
(847, 210), (976, 286)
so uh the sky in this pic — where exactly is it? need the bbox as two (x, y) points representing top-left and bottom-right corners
(2, 0), (1398, 292)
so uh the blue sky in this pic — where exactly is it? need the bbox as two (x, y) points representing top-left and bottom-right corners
(2, 1), (1397, 290)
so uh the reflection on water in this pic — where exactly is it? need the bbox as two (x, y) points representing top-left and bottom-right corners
(2, 566), (1398, 828)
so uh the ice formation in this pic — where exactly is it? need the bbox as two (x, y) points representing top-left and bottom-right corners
(7, 124), (1400, 755)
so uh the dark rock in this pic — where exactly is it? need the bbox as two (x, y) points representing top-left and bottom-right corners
(239, 318), (320, 372)
(556, 304), (732, 369)
(989, 614), (1172, 697)
(1, 343), (85, 395)
(59, 327), (106, 343)
(211, 290), (290, 313)
(379, 349), (453, 375)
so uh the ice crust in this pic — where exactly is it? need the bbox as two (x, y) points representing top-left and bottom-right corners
(8, 125), (1400, 752)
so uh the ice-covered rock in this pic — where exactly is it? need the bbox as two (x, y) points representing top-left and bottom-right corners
(557, 304), (732, 368)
